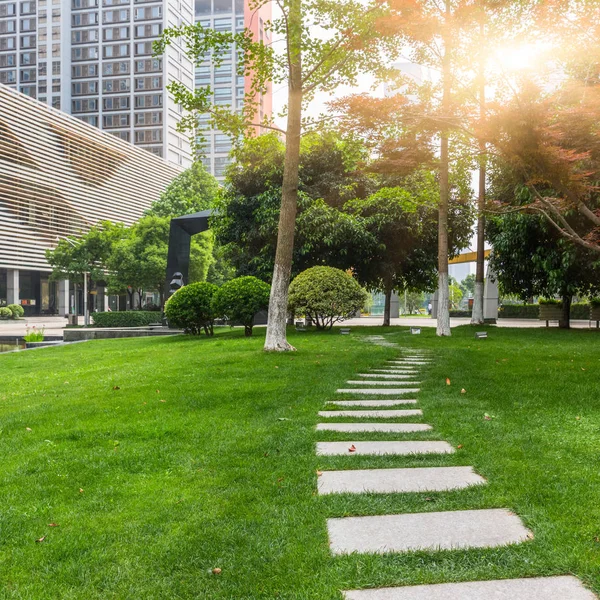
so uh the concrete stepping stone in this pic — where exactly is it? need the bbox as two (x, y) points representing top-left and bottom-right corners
(317, 423), (432, 433)
(388, 361), (430, 365)
(316, 441), (454, 456)
(371, 367), (419, 377)
(326, 400), (418, 407)
(342, 576), (597, 599)
(318, 466), (485, 495)
(327, 509), (532, 555)
(336, 389), (420, 395)
(319, 409), (423, 418)
(358, 373), (416, 379)
(346, 381), (421, 386)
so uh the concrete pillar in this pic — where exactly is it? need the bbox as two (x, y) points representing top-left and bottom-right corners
(483, 264), (499, 322)
(58, 279), (69, 316)
(390, 291), (400, 318)
(431, 290), (439, 319)
(6, 269), (19, 305)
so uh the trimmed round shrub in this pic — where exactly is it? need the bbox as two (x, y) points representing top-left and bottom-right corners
(164, 281), (218, 335)
(288, 266), (368, 330)
(91, 311), (161, 328)
(7, 304), (24, 319)
(212, 276), (270, 336)
(0, 307), (11, 320)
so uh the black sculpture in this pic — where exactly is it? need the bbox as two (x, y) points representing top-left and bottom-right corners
(164, 210), (211, 298)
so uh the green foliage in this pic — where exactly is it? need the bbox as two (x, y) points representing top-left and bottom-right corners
(459, 273), (476, 298)
(449, 278), (463, 310)
(147, 161), (219, 218)
(213, 132), (375, 281)
(403, 290), (425, 315)
(91, 311), (160, 328)
(539, 298), (562, 306)
(591, 298), (600, 308)
(164, 281), (219, 336)
(46, 221), (127, 285)
(7, 304), (24, 319)
(487, 213), (600, 323)
(498, 304), (539, 319)
(0, 307), (12, 319)
(288, 266), (367, 330)
(24, 326), (45, 342)
(212, 276), (270, 336)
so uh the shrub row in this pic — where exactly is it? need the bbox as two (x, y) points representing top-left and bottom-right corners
(448, 310), (472, 318)
(0, 304), (24, 320)
(165, 276), (271, 337)
(163, 267), (367, 336)
(499, 302), (592, 319)
(91, 311), (161, 328)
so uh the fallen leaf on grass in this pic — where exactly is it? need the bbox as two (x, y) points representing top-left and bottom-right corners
(316, 470), (323, 477)
(582, 368), (586, 371)
(461, 389), (466, 394)
(79, 488), (84, 493)
(576, 416), (581, 421)
(446, 378), (451, 386)
(25, 427), (32, 431)
(35, 536), (45, 543)
(113, 386), (120, 390)
(48, 523), (59, 527)
(277, 417), (290, 421)
(348, 444), (357, 453)
(156, 389), (160, 393)
(212, 568), (222, 575)
(457, 444), (463, 449)
(160, 399), (166, 403)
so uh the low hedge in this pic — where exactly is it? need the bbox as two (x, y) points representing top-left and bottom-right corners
(91, 311), (161, 328)
(498, 304), (539, 319)
(449, 310), (472, 318)
(499, 302), (591, 319)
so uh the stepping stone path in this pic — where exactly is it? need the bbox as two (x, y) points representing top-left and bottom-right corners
(336, 388), (420, 395)
(343, 576), (598, 599)
(325, 400), (418, 406)
(346, 380), (421, 386)
(318, 466), (484, 495)
(314, 348), (597, 598)
(316, 423), (432, 433)
(316, 441), (455, 456)
(319, 409), (423, 418)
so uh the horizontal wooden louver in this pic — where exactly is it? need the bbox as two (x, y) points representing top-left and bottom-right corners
(0, 84), (182, 272)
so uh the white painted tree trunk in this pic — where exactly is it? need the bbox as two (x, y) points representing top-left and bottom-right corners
(471, 280), (484, 324)
(264, 263), (296, 351)
(436, 272), (451, 336)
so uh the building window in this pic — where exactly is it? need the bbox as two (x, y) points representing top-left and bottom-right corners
(0, 3), (16, 17)
(103, 60), (129, 75)
(214, 156), (229, 177)
(0, 54), (17, 67)
(0, 71), (16, 84)
(52, 96), (61, 109)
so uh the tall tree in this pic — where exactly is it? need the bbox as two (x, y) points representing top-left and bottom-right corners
(157, 0), (394, 350)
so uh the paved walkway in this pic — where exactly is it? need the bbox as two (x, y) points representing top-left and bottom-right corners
(342, 316), (594, 329)
(316, 348), (597, 598)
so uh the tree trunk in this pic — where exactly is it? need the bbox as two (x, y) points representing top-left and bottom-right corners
(471, 17), (486, 326)
(383, 284), (392, 327)
(245, 325), (253, 337)
(436, 0), (452, 337)
(264, 0), (302, 352)
(559, 294), (571, 329)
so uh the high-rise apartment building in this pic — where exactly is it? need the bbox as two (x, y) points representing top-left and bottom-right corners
(0, 0), (194, 166)
(194, 0), (272, 178)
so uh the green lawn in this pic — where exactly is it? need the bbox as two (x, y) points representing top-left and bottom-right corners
(0, 326), (599, 598)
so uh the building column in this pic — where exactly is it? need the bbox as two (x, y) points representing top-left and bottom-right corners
(6, 269), (19, 306)
(58, 279), (69, 316)
(483, 264), (499, 322)
(390, 291), (400, 318)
